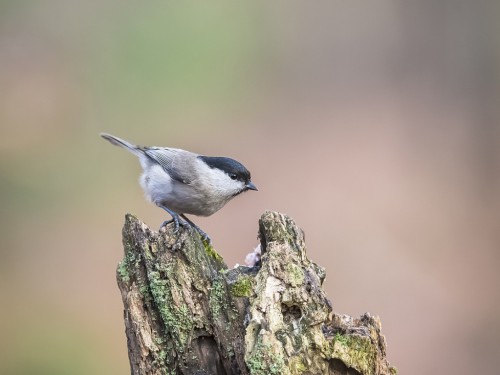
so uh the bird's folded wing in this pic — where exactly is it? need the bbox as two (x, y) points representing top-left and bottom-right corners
(143, 147), (194, 185)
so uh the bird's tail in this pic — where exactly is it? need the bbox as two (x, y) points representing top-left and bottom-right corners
(100, 133), (144, 157)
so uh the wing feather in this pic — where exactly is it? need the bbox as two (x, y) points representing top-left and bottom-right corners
(142, 147), (194, 184)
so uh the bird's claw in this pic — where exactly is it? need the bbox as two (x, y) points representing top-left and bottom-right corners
(160, 219), (173, 229)
(159, 217), (189, 233)
(193, 226), (211, 244)
(160, 218), (210, 241)
(180, 214), (211, 244)
(159, 210), (211, 244)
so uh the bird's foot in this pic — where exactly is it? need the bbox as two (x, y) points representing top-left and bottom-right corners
(160, 219), (173, 229)
(192, 225), (211, 244)
(161, 218), (210, 243)
(159, 215), (189, 233)
(157, 205), (211, 244)
(181, 214), (211, 244)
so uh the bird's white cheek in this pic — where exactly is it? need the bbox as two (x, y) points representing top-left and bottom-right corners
(209, 172), (243, 196)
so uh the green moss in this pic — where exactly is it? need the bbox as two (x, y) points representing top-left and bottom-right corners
(288, 355), (306, 374)
(230, 275), (254, 297)
(117, 258), (130, 282)
(148, 270), (193, 348)
(246, 341), (287, 375)
(117, 245), (140, 283)
(143, 244), (154, 260)
(119, 228), (159, 284)
(154, 336), (165, 345)
(334, 332), (349, 345)
(209, 278), (227, 318)
(138, 280), (149, 297)
(329, 333), (378, 375)
(286, 263), (304, 286)
(227, 344), (234, 357)
(154, 349), (167, 365)
(204, 242), (224, 263)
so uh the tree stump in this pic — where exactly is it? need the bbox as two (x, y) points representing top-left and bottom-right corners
(116, 211), (396, 375)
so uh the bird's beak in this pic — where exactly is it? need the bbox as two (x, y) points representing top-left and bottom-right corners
(246, 181), (258, 191)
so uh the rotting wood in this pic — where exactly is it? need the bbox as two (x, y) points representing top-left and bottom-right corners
(116, 211), (396, 375)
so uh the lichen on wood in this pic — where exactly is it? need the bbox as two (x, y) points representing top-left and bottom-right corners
(116, 211), (396, 375)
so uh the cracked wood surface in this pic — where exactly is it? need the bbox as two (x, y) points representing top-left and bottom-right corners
(116, 211), (396, 375)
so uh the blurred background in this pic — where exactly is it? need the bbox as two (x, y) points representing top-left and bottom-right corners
(1, 1), (499, 374)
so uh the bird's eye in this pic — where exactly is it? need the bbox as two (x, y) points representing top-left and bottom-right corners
(229, 173), (238, 180)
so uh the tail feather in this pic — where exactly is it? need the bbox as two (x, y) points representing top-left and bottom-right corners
(100, 133), (143, 156)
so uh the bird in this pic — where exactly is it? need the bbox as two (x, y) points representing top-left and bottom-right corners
(100, 133), (257, 243)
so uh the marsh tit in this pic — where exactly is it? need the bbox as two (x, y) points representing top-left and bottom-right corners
(100, 133), (257, 242)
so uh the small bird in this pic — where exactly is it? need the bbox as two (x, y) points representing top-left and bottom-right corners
(100, 133), (257, 242)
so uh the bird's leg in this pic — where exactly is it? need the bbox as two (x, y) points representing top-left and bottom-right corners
(180, 214), (211, 244)
(157, 204), (187, 232)
(156, 204), (211, 243)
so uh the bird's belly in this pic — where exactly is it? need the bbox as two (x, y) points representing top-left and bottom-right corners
(140, 165), (174, 202)
(140, 165), (230, 216)
(162, 187), (228, 216)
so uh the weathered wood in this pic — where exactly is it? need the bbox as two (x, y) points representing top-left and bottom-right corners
(117, 211), (396, 375)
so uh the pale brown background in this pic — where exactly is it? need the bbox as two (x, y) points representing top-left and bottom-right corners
(1, 1), (499, 374)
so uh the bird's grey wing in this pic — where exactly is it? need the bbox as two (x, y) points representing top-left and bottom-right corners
(142, 147), (194, 184)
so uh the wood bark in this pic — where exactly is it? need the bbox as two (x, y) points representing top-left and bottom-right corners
(116, 211), (396, 375)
